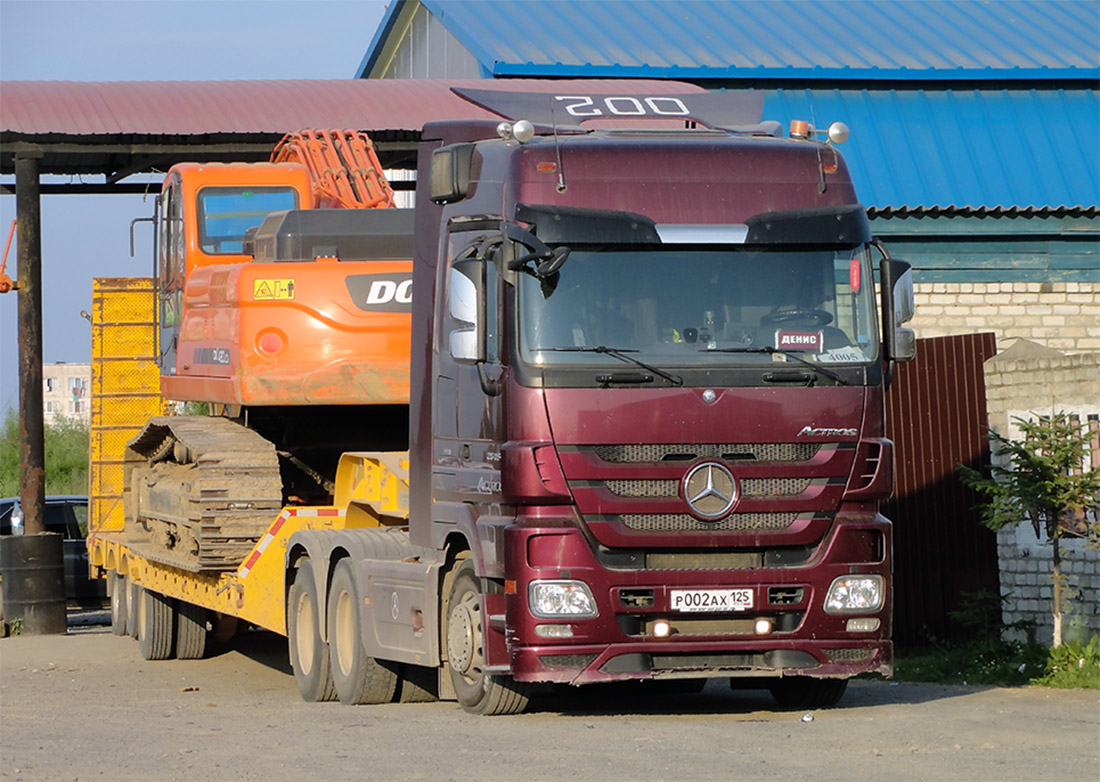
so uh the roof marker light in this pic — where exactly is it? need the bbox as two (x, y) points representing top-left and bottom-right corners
(789, 120), (812, 139)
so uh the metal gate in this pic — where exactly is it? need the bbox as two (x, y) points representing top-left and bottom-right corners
(884, 333), (1000, 646)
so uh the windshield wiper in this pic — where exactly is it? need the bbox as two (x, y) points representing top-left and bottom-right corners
(546, 346), (684, 387)
(701, 346), (848, 386)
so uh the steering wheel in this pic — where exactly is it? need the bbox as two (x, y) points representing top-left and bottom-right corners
(761, 308), (834, 327)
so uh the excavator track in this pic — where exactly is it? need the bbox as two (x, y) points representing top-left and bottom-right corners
(124, 417), (284, 573)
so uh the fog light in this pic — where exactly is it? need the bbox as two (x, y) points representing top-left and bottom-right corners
(824, 575), (884, 613)
(652, 620), (671, 638)
(846, 617), (881, 633)
(754, 618), (773, 635)
(529, 580), (597, 618)
(535, 624), (574, 638)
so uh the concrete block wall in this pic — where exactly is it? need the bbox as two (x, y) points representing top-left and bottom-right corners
(911, 281), (1100, 353)
(984, 349), (1100, 644)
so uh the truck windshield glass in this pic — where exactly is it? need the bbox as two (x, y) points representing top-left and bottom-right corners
(197, 187), (299, 254)
(517, 245), (879, 369)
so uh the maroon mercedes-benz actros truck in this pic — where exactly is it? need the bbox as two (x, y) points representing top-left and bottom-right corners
(284, 89), (916, 715)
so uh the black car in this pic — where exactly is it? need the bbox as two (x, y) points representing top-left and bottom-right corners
(0, 496), (107, 605)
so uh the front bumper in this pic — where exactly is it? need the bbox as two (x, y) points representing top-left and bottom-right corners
(501, 515), (893, 685)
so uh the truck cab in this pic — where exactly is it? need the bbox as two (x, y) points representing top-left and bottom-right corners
(403, 93), (915, 712)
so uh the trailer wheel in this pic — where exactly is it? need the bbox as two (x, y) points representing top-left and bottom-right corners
(327, 559), (398, 705)
(175, 601), (209, 660)
(126, 578), (140, 638)
(766, 677), (848, 709)
(287, 559), (336, 702)
(137, 588), (176, 660)
(109, 572), (128, 636)
(445, 558), (530, 715)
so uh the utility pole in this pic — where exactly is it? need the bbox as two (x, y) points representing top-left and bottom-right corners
(0, 151), (67, 636)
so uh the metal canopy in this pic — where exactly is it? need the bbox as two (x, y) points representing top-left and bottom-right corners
(0, 77), (703, 193)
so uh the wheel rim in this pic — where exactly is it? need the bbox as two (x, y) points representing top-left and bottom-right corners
(295, 591), (315, 676)
(447, 589), (483, 681)
(334, 589), (355, 677)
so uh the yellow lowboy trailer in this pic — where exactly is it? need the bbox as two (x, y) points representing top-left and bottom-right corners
(86, 277), (409, 649)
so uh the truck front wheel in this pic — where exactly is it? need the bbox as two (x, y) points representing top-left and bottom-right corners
(445, 558), (529, 715)
(327, 559), (398, 705)
(287, 559), (336, 702)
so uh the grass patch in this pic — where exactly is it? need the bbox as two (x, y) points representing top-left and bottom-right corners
(894, 591), (1099, 689)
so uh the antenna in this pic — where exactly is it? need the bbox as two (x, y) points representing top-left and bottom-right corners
(550, 97), (567, 193)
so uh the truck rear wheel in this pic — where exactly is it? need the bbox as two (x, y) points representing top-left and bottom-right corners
(445, 558), (530, 715)
(395, 663), (438, 703)
(766, 677), (848, 709)
(287, 559), (336, 702)
(137, 588), (175, 660)
(175, 601), (209, 660)
(109, 572), (128, 636)
(327, 560), (398, 705)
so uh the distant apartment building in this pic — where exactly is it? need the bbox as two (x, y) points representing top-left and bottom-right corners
(43, 362), (91, 426)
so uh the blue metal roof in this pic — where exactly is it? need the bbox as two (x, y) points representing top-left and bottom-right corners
(765, 88), (1100, 210)
(357, 0), (1100, 210)
(359, 0), (1100, 81)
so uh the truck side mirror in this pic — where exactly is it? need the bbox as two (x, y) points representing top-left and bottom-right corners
(448, 260), (481, 362)
(880, 258), (916, 363)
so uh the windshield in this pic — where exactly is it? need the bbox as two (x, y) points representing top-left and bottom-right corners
(197, 186), (299, 254)
(517, 245), (879, 369)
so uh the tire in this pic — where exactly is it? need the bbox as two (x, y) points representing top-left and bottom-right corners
(287, 559), (336, 702)
(767, 677), (848, 709)
(109, 572), (128, 636)
(137, 588), (176, 661)
(175, 600), (209, 660)
(126, 578), (140, 638)
(445, 558), (530, 715)
(396, 663), (439, 703)
(327, 559), (398, 705)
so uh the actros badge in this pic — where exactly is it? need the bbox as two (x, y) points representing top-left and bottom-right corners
(345, 272), (413, 313)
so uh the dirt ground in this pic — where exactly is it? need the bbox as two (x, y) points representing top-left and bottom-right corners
(1, 612), (1098, 782)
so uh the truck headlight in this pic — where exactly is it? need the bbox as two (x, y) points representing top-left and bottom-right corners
(824, 575), (884, 613)
(529, 580), (598, 618)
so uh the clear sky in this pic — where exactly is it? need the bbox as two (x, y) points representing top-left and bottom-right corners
(0, 0), (389, 415)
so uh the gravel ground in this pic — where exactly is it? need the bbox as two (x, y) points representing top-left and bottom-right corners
(1, 613), (1097, 782)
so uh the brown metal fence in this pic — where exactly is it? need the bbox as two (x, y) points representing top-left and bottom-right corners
(884, 333), (1000, 647)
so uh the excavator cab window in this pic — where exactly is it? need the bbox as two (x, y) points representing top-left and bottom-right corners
(196, 186), (299, 254)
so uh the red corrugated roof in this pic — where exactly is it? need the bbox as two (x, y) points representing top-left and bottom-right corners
(1, 78), (704, 136)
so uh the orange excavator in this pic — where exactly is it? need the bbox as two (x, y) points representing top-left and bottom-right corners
(126, 130), (414, 571)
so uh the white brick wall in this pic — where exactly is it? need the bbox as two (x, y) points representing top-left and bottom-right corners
(984, 350), (1100, 644)
(913, 281), (1100, 352)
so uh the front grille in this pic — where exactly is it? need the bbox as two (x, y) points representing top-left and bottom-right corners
(603, 477), (813, 498)
(619, 512), (799, 532)
(539, 654), (598, 669)
(826, 648), (875, 662)
(593, 443), (821, 464)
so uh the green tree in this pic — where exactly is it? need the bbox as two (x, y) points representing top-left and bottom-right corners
(0, 408), (90, 497)
(958, 413), (1100, 647)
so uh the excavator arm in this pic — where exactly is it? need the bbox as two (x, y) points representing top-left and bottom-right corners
(271, 129), (396, 210)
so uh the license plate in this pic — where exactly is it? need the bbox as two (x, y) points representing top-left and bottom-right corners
(670, 588), (753, 613)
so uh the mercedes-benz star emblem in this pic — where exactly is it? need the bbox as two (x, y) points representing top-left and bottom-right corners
(683, 462), (738, 520)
